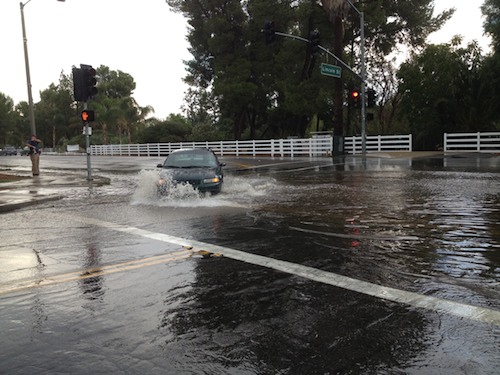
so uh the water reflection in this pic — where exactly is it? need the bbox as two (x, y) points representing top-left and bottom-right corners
(79, 243), (105, 302)
(157, 157), (499, 373)
(30, 249), (48, 336)
(406, 172), (500, 294)
(159, 254), (428, 373)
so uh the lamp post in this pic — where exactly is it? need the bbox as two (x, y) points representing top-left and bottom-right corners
(20, 0), (65, 136)
(345, 0), (366, 154)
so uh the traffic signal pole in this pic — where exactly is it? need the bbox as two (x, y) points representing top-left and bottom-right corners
(359, 11), (367, 155)
(73, 64), (97, 181)
(273, 5), (367, 155)
(345, 0), (367, 154)
(83, 101), (93, 181)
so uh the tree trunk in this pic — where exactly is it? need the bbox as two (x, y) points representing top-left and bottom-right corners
(333, 14), (344, 137)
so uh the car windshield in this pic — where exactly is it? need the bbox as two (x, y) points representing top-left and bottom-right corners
(163, 151), (219, 168)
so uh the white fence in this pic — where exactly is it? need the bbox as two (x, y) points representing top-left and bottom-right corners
(444, 132), (500, 153)
(345, 134), (413, 154)
(90, 134), (412, 157)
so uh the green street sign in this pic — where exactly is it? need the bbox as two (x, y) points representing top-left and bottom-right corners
(321, 63), (341, 78)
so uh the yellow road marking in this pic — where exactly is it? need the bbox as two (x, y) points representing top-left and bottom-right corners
(0, 250), (192, 296)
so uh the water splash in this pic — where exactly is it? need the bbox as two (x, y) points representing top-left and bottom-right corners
(131, 170), (279, 208)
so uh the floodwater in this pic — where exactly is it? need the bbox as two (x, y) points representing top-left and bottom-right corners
(1, 155), (499, 374)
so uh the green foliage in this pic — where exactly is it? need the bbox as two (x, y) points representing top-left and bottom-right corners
(2, 1), (497, 149)
(482, 0), (500, 51)
(190, 123), (225, 141)
(0, 93), (17, 146)
(136, 119), (191, 143)
(354, 0), (454, 53)
(35, 82), (77, 147)
(479, 53), (500, 127)
(397, 40), (496, 150)
(78, 65), (154, 145)
(167, 0), (453, 140)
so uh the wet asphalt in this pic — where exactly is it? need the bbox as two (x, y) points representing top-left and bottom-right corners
(1, 152), (499, 374)
(0, 151), (461, 212)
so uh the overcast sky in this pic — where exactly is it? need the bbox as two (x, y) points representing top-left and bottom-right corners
(0, 0), (491, 120)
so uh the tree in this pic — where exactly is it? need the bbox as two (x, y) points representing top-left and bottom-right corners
(482, 0), (500, 51)
(27, 65), (154, 148)
(167, 0), (453, 143)
(137, 118), (191, 143)
(322, 0), (453, 137)
(397, 39), (492, 150)
(168, 0), (334, 139)
(0, 93), (19, 146)
(88, 66), (137, 144)
(320, 0), (350, 143)
(35, 79), (76, 148)
(481, 0), (500, 128)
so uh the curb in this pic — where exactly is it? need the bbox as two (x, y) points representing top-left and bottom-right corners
(0, 194), (62, 213)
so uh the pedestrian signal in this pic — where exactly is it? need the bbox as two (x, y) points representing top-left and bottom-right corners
(81, 110), (95, 122)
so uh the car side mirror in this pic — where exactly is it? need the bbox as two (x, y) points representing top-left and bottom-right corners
(156, 163), (163, 168)
(220, 162), (226, 167)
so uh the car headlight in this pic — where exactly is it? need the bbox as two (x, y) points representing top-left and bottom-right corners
(203, 177), (220, 184)
(157, 178), (167, 186)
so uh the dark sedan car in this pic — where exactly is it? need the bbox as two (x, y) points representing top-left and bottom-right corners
(0, 146), (17, 156)
(156, 148), (225, 194)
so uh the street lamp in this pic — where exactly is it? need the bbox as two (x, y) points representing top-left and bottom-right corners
(20, 0), (65, 136)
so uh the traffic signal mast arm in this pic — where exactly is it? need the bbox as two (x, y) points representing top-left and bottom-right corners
(274, 31), (364, 83)
(270, 6), (367, 154)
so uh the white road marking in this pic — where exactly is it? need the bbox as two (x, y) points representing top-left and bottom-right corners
(68, 216), (500, 326)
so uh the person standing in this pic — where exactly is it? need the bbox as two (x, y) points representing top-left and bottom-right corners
(26, 135), (42, 176)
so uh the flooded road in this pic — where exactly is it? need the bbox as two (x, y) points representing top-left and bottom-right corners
(1, 154), (499, 374)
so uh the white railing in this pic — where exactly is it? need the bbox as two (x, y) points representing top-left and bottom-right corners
(444, 132), (500, 153)
(345, 134), (412, 154)
(90, 134), (412, 157)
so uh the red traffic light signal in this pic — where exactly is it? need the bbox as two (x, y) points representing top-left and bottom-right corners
(350, 90), (361, 108)
(81, 110), (95, 122)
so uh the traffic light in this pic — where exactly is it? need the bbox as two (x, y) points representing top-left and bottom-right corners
(81, 110), (95, 122)
(350, 89), (361, 108)
(309, 29), (320, 54)
(72, 67), (86, 102)
(72, 64), (98, 102)
(367, 88), (376, 107)
(263, 20), (276, 44)
(82, 65), (98, 100)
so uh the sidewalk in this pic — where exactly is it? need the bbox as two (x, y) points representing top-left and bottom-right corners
(0, 172), (110, 213)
